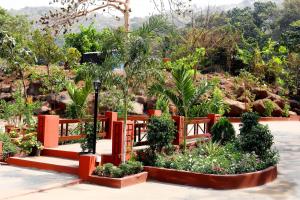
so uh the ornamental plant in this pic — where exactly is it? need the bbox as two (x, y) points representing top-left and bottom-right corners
(147, 115), (176, 152)
(211, 117), (236, 145)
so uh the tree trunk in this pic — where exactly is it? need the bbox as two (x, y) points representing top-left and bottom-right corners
(124, 0), (130, 32)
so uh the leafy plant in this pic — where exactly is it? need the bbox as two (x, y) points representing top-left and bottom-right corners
(263, 99), (275, 117)
(0, 133), (17, 158)
(17, 131), (43, 155)
(147, 116), (176, 152)
(66, 78), (92, 119)
(93, 161), (143, 178)
(239, 112), (260, 136)
(209, 87), (229, 115)
(211, 117), (236, 144)
(150, 65), (211, 150)
(283, 103), (290, 117)
(239, 124), (274, 157)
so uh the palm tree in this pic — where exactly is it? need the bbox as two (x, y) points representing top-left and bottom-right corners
(66, 78), (92, 119)
(150, 66), (211, 151)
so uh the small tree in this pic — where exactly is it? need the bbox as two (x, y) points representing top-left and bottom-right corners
(150, 65), (211, 151)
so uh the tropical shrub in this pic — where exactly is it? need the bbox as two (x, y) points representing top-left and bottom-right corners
(0, 133), (17, 158)
(239, 112), (260, 136)
(239, 124), (274, 157)
(263, 99), (275, 117)
(211, 117), (236, 144)
(147, 116), (176, 152)
(209, 87), (229, 115)
(93, 161), (143, 178)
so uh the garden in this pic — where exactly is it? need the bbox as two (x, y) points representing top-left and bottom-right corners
(0, 0), (299, 190)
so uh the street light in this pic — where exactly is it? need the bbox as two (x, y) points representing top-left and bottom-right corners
(93, 79), (101, 154)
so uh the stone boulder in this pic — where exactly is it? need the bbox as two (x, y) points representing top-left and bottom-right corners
(27, 81), (42, 96)
(289, 111), (297, 116)
(252, 88), (269, 100)
(0, 84), (11, 93)
(130, 102), (144, 115)
(47, 91), (72, 111)
(289, 100), (300, 109)
(224, 98), (246, 117)
(235, 86), (245, 98)
(0, 93), (12, 101)
(252, 99), (265, 115)
(135, 96), (147, 106)
(271, 103), (283, 117)
(38, 102), (51, 114)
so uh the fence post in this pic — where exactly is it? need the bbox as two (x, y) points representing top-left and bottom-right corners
(172, 116), (185, 145)
(104, 111), (118, 139)
(37, 115), (59, 148)
(0, 141), (2, 157)
(102, 120), (134, 166)
(147, 109), (162, 117)
(79, 154), (96, 180)
(207, 114), (221, 132)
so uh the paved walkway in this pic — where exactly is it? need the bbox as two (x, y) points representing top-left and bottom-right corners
(1, 121), (300, 200)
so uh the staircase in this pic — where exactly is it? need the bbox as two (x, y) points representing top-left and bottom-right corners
(7, 148), (80, 175)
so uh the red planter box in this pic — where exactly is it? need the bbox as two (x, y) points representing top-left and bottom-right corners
(87, 172), (148, 188)
(144, 166), (277, 189)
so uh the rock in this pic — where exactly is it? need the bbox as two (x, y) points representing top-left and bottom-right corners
(27, 81), (42, 96)
(146, 99), (156, 110)
(271, 103), (283, 117)
(0, 84), (11, 93)
(130, 102), (144, 115)
(235, 86), (245, 98)
(289, 111), (297, 116)
(294, 108), (300, 115)
(252, 99), (265, 115)
(289, 100), (300, 109)
(252, 88), (269, 100)
(47, 91), (72, 111)
(38, 102), (51, 114)
(0, 93), (12, 101)
(237, 96), (251, 103)
(273, 99), (285, 109)
(224, 98), (246, 117)
(135, 96), (147, 105)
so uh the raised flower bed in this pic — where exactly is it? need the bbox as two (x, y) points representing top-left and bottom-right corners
(144, 166), (277, 189)
(88, 161), (148, 188)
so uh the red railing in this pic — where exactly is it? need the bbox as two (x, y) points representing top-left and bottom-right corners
(58, 115), (108, 143)
(185, 117), (211, 140)
(119, 115), (149, 146)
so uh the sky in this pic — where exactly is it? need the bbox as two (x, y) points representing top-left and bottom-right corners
(0, 0), (244, 17)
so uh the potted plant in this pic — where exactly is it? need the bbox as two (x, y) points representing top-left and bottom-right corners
(18, 131), (44, 157)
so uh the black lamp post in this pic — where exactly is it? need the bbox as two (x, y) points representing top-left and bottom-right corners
(93, 80), (101, 154)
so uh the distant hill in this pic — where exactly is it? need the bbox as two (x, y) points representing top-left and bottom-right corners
(8, 6), (148, 32)
(7, 0), (284, 32)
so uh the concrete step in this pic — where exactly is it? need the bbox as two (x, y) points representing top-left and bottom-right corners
(7, 156), (79, 175)
(42, 148), (80, 160)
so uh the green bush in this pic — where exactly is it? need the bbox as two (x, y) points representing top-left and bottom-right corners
(136, 148), (158, 166)
(239, 124), (274, 157)
(110, 167), (124, 178)
(94, 161), (143, 178)
(211, 117), (236, 144)
(282, 103), (290, 117)
(239, 112), (260, 136)
(147, 116), (176, 152)
(0, 133), (17, 157)
(263, 99), (275, 117)
(103, 163), (114, 177)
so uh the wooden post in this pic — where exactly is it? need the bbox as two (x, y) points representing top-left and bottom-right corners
(172, 116), (185, 145)
(207, 114), (221, 132)
(79, 154), (96, 180)
(105, 111), (118, 139)
(37, 115), (59, 148)
(148, 109), (162, 117)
